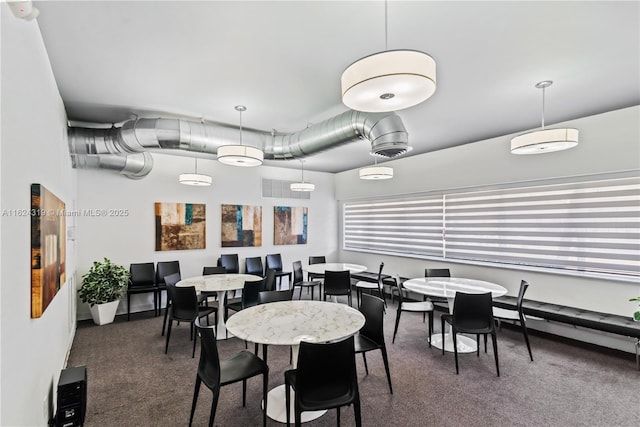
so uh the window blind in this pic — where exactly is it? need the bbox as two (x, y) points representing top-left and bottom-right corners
(343, 196), (443, 257)
(343, 175), (640, 279)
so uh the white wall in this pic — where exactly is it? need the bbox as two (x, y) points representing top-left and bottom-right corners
(1, 6), (78, 426)
(336, 106), (640, 352)
(75, 153), (337, 319)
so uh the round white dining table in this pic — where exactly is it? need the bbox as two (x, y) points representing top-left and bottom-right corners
(176, 273), (263, 340)
(226, 300), (365, 423)
(303, 262), (367, 275)
(402, 277), (507, 353)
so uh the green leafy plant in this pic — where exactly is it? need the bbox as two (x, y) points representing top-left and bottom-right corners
(79, 258), (129, 306)
(630, 297), (640, 322)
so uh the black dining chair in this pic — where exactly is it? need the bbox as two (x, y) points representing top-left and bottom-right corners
(307, 255), (326, 282)
(200, 266), (226, 307)
(265, 254), (292, 290)
(354, 294), (393, 394)
(164, 277), (217, 358)
(256, 289), (294, 364)
(225, 278), (267, 339)
(264, 268), (277, 292)
(217, 254), (239, 274)
(493, 280), (533, 361)
(323, 270), (353, 306)
(424, 268), (451, 312)
(291, 260), (321, 300)
(189, 318), (268, 427)
(392, 276), (434, 345)
(157, 261), (181, 336)
(127, 262), (157, 320)
(441, 292), (500, 376)
(285, 336), (362, 427)
(355, 262), (386, 308)
(245, 256), (264, 277)
(203, 266), (226, 275)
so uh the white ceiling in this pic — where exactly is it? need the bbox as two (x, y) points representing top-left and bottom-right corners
(32, 1), (639, 173)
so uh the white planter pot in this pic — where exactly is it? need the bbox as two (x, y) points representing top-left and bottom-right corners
(89, 300), (120, 325)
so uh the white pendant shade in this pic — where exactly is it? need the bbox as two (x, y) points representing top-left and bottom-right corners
(511, 128), (579, 155)
(341, 50), (436, 112)
(217, 145), (263, 167)
(290, 182), (315, 192)
(359, 166), (394, 180)
(179, 173), (212, 186)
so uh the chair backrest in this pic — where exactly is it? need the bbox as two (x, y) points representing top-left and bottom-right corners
(241, 279), (267, 309)
(171, 284), (199, 321)
(394, 276), (408, 309)
(292, 260), (304, 285)
(265, 254), (283, 272)
(217, 254), (239, 274)
(425, 268), (450, 278)
(264, 269), (277, 292)
(129, 262), (155, 288)
(164, 273), (181, 287)
(203, 266), (226, 275)
(308, 256), (326, 265)
(258, 289), (293, 304)
(323, 270), (351, 295)
(359, 293), (386, 345)
(194, 318), (221, 390)
(156, 261), (181, 285)
(516, 280), (530, 311)
(452, 292), (494, 328)
(295, 336), (358, 406)
(245, 256), (264, 276)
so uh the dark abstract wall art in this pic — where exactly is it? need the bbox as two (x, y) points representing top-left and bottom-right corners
(274, 206), (308, 245)
(155, 202), (206, 251)
(221, 204), (262, 247)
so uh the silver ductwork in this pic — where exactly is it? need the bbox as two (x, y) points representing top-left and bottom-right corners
(68, 110), (409, 178)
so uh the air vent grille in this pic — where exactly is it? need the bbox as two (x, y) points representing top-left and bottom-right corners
(262, 179), (311, 199)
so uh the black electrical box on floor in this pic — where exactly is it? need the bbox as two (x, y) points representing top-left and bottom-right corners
(55, 365), (87, 427)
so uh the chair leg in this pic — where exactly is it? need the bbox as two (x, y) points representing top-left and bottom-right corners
(189, 376), (201, 426)
(161, 299), (169, 336)
(285, 378), (291, 427)
(361, 353), (369, 375)
(337, 407), (341, 426)
(356, 289), (360, 308)
(354, 396), (362, 427)
(492, 330), (500, 377)
(520, 317), (534, 361)
(441, 317), (446, 355)
(476, 334), (480, 357)
(262, 369), (269, 427)
(242, 379), (247, 407)
(192, 325), (197, 358)
(452, 329), (459, 374)
(165, 318), (173, 354)
(208, 389), (219, 427)
(428, 311), (433, 348)
(381, 346), (393, 394)
(392, 310), (402, 343)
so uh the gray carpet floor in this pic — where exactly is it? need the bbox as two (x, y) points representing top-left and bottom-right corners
(67, 293), (640, 427)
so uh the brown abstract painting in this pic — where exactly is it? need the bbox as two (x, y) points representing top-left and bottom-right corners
(274, 206), (308, 245)
(221, 204), (262, 247)
(31, 184), (66, 318)
(155, 202), (206, 251)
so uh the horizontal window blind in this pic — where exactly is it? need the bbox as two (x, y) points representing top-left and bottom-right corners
(343, 196), (443, 257)
(343, 174), (640, 279)
(445, 176), (640, 277)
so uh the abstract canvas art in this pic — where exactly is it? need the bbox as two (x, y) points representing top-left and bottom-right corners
(221, 204), (262, 247)
(31, 184), (66, 318)
(155, 202), (206, 251)
(274, 206), (308, 245)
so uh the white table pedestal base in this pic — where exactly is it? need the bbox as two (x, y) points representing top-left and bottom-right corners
(265, 384), (326, 423)
(431, 333), (478, 353)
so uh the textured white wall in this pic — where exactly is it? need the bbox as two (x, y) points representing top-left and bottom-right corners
(1, 5), (78, 425)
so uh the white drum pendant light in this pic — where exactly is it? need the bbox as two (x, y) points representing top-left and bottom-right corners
(341, 1), (436, 112)
(290, 160), (315, 192)
(511, 81), (579, 155)
(359, 157), (393, 180)
(179, 156), (212, 186)
(217, 105), (264, 167)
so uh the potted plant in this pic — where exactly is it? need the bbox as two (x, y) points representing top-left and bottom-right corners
(79, 258), (129, 325)
(630, 297), (640, 322)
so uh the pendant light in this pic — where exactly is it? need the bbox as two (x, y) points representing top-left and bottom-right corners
(217, 105), (264, 167)
(179, 118), (212, 186)
(290, 159), (315, 192)
(341, 0), (436, 112)
(359, 157), (393, 180)
(511, 81), (579, 154)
